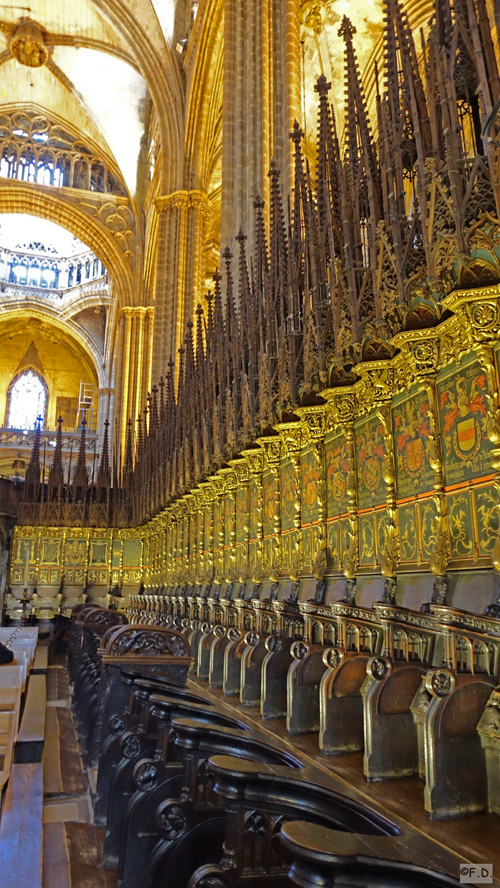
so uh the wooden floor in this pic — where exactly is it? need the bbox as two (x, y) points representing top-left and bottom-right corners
(188, 677), (500, 888)
(42, 657), (117, 888)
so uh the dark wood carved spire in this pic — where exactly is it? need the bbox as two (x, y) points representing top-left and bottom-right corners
(24, 416), (42, 503)
(72, 417), (88, 506)
(48, 416), (64, 503)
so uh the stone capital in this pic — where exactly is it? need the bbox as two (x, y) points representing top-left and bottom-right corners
(154, 189), (211, 218)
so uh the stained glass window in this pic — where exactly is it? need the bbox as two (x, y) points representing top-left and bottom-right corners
(7, 371), (47, 430)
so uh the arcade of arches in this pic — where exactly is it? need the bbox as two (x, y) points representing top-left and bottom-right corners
(1, 0), (500, 886)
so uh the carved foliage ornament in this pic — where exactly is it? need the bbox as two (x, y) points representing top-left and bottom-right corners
(108, 627), (189, 657)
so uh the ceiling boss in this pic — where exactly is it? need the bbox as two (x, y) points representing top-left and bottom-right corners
(9, 18), (49, 68)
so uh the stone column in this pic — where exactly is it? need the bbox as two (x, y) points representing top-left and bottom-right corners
(134, 307), (148, 424)
(146, 307), (154, 397)
(120, 307), (134, 453)
(221, 0), (300, 263)
(152, 192), (210, 384)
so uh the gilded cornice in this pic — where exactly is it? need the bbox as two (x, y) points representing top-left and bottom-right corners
(444, 284), (500, 347)
(228, 457), (249, 483)
(219, 466), (237, 490)
(257, 435), (282, 468)
(274, 420), (303, 458)
(322, 387), (358, 429)
(296, 404), (327, 444)
(241, 448), (264, 476)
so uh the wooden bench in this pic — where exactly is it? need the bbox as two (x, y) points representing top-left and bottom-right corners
(32, 647), (48, 674)
(0, 712), (16, 791)
(0, 665), (26, 694)
(14, 674), (46, 764)
(0, 763), (43, 888)
(0, 687), (22, 742)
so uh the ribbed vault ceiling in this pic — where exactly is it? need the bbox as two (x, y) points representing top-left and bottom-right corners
(0, 0), (175, 196)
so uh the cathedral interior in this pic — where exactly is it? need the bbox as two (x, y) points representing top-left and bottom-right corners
(0, 0), (499, 886)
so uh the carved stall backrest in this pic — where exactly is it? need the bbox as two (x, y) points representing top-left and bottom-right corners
(76, 606), (102, 625)
(333, 656), (371, 697)
(378, 667), (425, 715)
(104, 625), (191, 658)
(71, 603), (91, 621)
(82, 609), (128, 637)
(440, 682), (493, 737)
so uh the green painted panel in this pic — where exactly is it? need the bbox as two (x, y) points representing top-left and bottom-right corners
(39, 538), (62, 566)
(376, 510), (391, 566)
(263, 469), (279, 537)
(355, 413), (386, 510)
(359, 514), (376, 566)
(301, 447), (321, 525)
(65, 539), (86, 567)
(280, 459), (297, 532)
(249, 540), (260, 576)
(340, 518), (352, 566)
(437, 359), (494, 485)
(14, 538), (36, 565)
(236, 486), (248, 544)
(447, 490), (474, 559)
(112, 540), (122, 569)
(248, 478), (261, 541)
(281, 531), (291, 572)
(398, 504), (418, 562)
(419, 499), (437, 561)
(224, 493), (235, 548)
(327, 521), (340, 570)
(204, 505), (212, 552)
(302, 526), (313, 570)
(325, 432), (349, 519)
(474, 484), (499, 556)
(123, 538), (141, 568)
(392, 389), (434, 499)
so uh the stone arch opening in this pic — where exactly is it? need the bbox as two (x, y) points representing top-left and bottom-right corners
(0, 182), (134, 307)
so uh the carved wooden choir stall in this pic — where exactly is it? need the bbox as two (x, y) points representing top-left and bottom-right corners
(68, 605), (465, 887)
